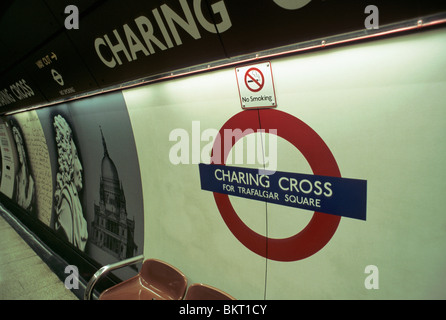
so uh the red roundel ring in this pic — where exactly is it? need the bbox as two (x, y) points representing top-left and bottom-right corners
(210, 109), (341, 261)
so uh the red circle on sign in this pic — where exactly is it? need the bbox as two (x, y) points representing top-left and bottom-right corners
(210, 109), (341, 261)
(244, 67), (264, 92)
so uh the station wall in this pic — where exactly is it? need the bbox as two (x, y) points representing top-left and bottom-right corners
(1, 26), (445, 299)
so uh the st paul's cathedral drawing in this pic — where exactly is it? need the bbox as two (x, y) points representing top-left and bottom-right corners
(90, 127), (137, 260)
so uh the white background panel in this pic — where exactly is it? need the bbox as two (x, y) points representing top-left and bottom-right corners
(125, 27), (446, 299)
(265, 27), (446, 299)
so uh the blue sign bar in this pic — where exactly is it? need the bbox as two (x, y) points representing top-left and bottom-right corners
(199, 163), (367, 221)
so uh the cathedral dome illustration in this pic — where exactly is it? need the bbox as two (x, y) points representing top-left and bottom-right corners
(101, 151), (119, 183)
(91, 127), (137, 260)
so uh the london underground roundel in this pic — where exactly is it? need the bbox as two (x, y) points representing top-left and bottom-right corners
(210, 109), (342, 262)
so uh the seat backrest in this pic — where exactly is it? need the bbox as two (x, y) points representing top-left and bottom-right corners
(185, 283), (235, 300)
(140, 259), (188, 300)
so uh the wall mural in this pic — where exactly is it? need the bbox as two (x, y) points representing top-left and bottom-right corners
(90, 126), (138, 260)
(52, 114), (88, 251)
(0, 91), (144, 279)
(1, 111), (52, 224)
(10, 118), (36, 215)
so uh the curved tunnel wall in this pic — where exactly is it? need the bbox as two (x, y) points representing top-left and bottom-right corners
(1, 1), (446, 300)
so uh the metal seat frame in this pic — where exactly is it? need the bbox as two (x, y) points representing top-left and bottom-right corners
(84, 254), (144, 300)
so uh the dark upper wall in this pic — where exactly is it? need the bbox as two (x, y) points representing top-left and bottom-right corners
(1, 0), (445, 113)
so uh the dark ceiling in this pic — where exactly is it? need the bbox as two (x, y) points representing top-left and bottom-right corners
(1, 0), (445, 114)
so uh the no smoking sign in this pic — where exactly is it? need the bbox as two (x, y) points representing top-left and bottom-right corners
(236, 61), (277, 109)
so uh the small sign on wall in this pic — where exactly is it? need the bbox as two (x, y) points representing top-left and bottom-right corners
(235, 61), (277, 109)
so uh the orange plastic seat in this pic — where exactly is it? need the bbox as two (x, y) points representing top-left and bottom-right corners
(99, 259), (187, 300)
(185, 283), (235, 300)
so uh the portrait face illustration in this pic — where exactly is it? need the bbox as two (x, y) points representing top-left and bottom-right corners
(71, 139), (83, 191)
(12, 127), (25, 165)
(10, 123), (35, 214)
(53, 114), (88, 251)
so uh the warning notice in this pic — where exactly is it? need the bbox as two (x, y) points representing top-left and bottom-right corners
(236, 62), (277, 109)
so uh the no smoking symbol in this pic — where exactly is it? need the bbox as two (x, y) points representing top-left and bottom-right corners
(244, 67), (264, 92)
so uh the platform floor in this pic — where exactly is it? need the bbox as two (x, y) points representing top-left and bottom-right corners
(0, 215), (78, 300)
